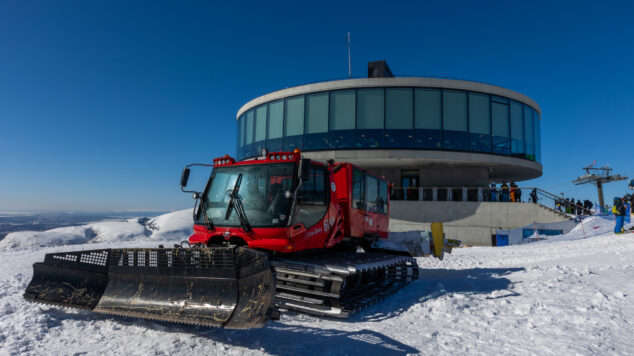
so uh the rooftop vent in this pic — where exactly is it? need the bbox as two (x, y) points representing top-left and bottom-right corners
(368, 60), (394, 78)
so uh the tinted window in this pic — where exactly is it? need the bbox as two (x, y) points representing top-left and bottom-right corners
(268, 100), (283, 140)
(524, 105), (535, 158)
(293, 165), (328, 228)
(386, 88), (413, 129)
(238, 115), (245, 147)
(300, 168), (315, 204)
(255, 105), (267, 142)
(492, 101), (509, 153)
(245, 110), (254, 144)
(285, 96), (304, 136)
(415, 89), (441, 129)
(510, 101), (524, 154)
(366, 175), (378, 213)
(329, 90), (355, 130)
(468, 93), (491, 152)
(352, 169), (365, 210)
(469, 93), (490, 134)
(306, 92), (328, 134)
(378, 180), (388, 214)
(357, 88), (384, 129)
(443, 90), (467, 131)
(314, 168), (326, 205)
(442, 90), (468, 150)
(298, 166), (327, 205)
(535, 111), (541, 162)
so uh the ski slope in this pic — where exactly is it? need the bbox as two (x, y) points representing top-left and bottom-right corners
(1, 211), (633, 355)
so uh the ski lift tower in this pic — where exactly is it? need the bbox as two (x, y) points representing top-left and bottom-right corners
(572, 163), (628, 208)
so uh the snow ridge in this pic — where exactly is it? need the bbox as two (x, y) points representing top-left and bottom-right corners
(0, 209), (193, 251)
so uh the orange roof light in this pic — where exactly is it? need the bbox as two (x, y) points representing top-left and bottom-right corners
(293, 148), (300, 154)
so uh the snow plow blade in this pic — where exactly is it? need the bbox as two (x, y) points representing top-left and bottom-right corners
(23, 247), (276, 329)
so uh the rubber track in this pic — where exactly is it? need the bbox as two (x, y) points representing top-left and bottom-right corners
(270, 252), (419, 317)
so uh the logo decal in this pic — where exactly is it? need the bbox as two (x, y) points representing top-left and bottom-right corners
(331, 182), (336, 192)
(306, 227), (323, 238)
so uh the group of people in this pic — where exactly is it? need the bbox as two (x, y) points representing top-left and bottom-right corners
(613, 194), (633, 234)
(487, 182), (532, 202)
(555, 198), (592, 215)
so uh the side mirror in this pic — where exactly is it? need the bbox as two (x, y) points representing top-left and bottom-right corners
(180, 168), (191, 187)
(299, 159), (311, 181)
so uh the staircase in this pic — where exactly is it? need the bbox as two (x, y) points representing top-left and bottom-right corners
(534, 203), (573, 220)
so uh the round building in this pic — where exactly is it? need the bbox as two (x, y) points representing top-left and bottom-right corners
(236, 76), (541, 194)
(233, 62), (552, 246)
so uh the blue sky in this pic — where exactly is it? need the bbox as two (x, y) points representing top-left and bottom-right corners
(0, 1), (632, 212)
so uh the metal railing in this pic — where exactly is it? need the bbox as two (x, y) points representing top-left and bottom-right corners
(391, 186), (594, 215)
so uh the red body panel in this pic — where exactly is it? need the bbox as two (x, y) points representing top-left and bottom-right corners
(188, 153), (389, 253)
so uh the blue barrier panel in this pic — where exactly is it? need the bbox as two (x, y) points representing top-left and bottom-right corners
(496, 234), (509, 246)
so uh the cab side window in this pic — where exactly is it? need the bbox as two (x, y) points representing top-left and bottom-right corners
(300, 168), (315, 204)
(378, 180), (388, 214)
(366, 175), (378, 212)
(293, 165), (328, 227)
(352, 169), (365, 210)
(299, 166), (327, 205)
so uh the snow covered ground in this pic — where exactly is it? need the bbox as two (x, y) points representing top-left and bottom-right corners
(1, 211), (633, 355)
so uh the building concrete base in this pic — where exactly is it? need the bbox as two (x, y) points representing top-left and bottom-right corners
(389, 201), (572, 246)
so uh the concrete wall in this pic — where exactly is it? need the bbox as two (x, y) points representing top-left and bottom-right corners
(304, 149), (542, 183)
(389, 201), (571, 246)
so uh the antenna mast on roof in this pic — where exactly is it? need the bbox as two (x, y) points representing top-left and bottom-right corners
(347, 32), (351, 78)
(572, 162), (628, 208)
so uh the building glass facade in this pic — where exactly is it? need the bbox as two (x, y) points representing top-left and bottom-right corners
(237, 87), (541, 163)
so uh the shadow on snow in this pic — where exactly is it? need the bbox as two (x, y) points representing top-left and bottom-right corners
(353, 267), (524, 322)
(41, 307), (418, 355)
(37, 267), (524, 355)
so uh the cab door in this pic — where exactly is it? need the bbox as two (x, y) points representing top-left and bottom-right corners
(350, 168), (366, 238)
(364, 175), (379, 237)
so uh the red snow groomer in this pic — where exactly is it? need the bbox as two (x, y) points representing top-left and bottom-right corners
(24, 150), (438, 329)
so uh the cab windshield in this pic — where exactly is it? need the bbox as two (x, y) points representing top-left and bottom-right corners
(197, 163), (296, 228)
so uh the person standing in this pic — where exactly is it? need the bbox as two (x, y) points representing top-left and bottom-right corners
(501, 182), (509, 202)
(584, 200), (593, 215)
(583, 199), (593, 212)
(613, 197), (626, 234)
(489, 183), (498, 202)
(577, 199), (584, 215)
(516, 183), (522, 202)
(530, 188), (538, 204)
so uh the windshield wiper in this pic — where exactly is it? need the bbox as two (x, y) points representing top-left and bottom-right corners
(225, 174), (251, 232)
(233, 193), (251, 232)
(200, 197), (215, 230)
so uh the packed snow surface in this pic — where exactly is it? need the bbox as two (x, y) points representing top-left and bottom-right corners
(1, 212), (633, 355)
